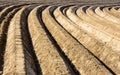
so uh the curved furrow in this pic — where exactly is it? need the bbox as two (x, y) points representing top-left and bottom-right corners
(85, 6), (120, 51)
(54, 5), (120, 74)
(63, 6), (120, 74)
(3, 5), (38, 75)
(0, 4), (29, 25)
(0, 5), (10, 12)
(76, 6), (120, 51)
(0, 5), (15, 24)
(65, 6), (116, 50)
(42, 6), (113, 75)
(0, 2), (120, 75)
(94, 6), (120, 25)
(109, 6), (120, 18)
(77, 7), (119, 39)
(77, 6), (120, 39)
(28, 5), (72, 75)
(62, 7), (69, 16)
(60, 5), (74, 15)
(117, 7), (120, 10)
(0, 4), (28, 74)
(2, 6), (27, 75)
(102, 7), (120, 24)
(86, 6), (120, 29)
(113, 6), (120, 10)
(0, 6), (22, 74)
(20, 5), (43, 75)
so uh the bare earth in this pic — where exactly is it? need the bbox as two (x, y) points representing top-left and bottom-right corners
(0, 0), (120, 75)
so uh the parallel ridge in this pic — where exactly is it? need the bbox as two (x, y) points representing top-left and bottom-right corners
(0, 3), (120, 75)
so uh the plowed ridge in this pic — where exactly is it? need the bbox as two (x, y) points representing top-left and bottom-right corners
(0, 3), (120, 75)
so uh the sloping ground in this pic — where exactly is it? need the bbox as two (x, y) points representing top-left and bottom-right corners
(0, 1), (120, 75)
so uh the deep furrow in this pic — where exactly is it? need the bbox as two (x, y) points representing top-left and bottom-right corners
(0, 5), (10, 12)
(0, 2), (120, 75)
(3, 6), (27, 75)
(0, 6), (23, 74)
(55, 5), (118, 74)
(28, 5), (73, 75)
(109, 6), (120, 17)
(110, 7), (120, 18)
(76, 6), (120, 51)
(66, 6), (120, 52)
(77, 6), (120, 39)
(0, 4), (28, 25)
(20, 5), (41, 75)
(54, 5), (120, 74)
(3, 5), (38, 75)
(42, 6), (112, 75)
(66, 6), (112, 47)
(102, 7), (120, 24)
(86, 6), (120, 29)
(88, 6), (120, 51)
(86, 6), (120, 51)
(95, 6), (119, 24)
(42, 6), (80, 75)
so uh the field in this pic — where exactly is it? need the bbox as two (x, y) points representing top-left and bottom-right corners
(0, 0), (120, 75)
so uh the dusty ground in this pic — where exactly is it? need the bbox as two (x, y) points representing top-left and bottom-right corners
(0, 0), (120, 75)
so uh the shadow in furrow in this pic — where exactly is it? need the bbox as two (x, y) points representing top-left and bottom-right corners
(72, 6), (79, 15)
(0, 7), (21, 73)
(60, 5), (74, 17)
(114, 7), (119, 10)
(37, 5), (80, 75)
(89, 6), (97, 13)
(20, 5), (42, 75)
(82, 6), (90, 13)
(99, 6), (105, 11)
(0, 4), (29, 24)
(59, 6), (116, 75)
(50, 6), (81, 75)
(0, 5), (10, 12)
